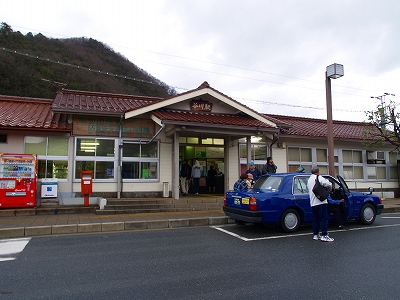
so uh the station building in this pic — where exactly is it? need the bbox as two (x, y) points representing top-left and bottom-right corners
(0, 81), (398, 205)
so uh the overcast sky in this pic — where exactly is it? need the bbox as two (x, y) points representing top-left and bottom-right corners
(1, 0), (399, 122)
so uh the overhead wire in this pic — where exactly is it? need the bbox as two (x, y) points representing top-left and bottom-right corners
(0, 46), (368, 113)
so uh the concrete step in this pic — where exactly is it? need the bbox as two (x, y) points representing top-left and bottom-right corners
(0, 206), (96, 217)
(95, 197), (224, 215)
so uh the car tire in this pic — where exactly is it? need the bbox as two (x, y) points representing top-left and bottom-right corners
(359, 203), (376, 225)
(280, 209), (300, 232)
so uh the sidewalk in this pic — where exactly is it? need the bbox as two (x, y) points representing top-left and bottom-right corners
(1, 198), (399, 239)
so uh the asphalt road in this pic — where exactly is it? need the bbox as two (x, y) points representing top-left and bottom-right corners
(1, 213), (400, 300)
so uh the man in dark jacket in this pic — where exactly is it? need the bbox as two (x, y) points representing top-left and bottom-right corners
(180, 160), (192, 195)
(262, 157), (277, 175)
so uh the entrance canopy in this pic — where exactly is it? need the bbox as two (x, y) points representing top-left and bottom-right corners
(125, 81), (282, 140)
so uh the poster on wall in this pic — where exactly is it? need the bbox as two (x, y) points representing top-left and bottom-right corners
(73, 116), (155, 138)
(206, 147), (224, 158)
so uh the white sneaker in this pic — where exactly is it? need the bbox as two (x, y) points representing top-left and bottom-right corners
(321, 235), (334, 242)
(313, 234), (320, 241)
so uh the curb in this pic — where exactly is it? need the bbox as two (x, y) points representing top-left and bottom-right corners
(0, 216), (235, 239)
(1, 206), (399, 240)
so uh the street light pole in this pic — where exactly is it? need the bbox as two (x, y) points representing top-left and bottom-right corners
(325, 63), (344, 176)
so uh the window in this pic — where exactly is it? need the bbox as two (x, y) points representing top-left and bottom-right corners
(25, 137), (69, 179)
(288, 147), (311, 162)
(316, 149), (327, 162)
(0, 134), (7, 143)
(288, 147), (312, 173)
(75, 138), (116, 180)
(293, 176), (309, 194)
(76, 138), (114, 156)
(343, 166), (364, 179)
(367, 151), (385, 164)
(342, 150), (363, 180)
(343, 150), (362, 163)
(239, 142), (268, 160)
(367, 166), (386, 180)
(121, 141), (159, 180)
(390, 167), (398, 180)
(389, 152), (398, 164)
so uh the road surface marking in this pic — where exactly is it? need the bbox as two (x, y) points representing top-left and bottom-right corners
(0, 238), (31, 262)
(211, 223), (400, 241)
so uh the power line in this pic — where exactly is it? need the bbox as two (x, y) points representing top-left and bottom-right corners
(0, 46), (368, 113)
(235, 97), (365, 113)
(7, 24), (373, 93)
(0, 46), (166, 88)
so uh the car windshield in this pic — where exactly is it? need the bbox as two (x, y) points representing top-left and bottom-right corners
(253, 176), (283, 191)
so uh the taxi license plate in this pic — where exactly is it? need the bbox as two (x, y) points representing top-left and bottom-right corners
(233, 197), (249, 205)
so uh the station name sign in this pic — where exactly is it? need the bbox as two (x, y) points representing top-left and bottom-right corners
(190, 100), (213, 112)
(73, 116), (155, 138)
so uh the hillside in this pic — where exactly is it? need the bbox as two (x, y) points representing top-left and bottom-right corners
(0, 22), (176, 99)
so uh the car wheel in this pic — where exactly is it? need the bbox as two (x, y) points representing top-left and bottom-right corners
(235, 219), (246, 225)
(359, 203), (376, 225)
(280, 209), (300, 232)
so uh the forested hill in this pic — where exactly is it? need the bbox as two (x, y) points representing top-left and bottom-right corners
(0, 22), (176, 99)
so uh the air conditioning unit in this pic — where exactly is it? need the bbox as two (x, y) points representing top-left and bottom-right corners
(163, 182), (169, 198)
(367, 151), (385, 163)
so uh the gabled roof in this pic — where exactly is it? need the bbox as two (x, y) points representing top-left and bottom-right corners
(267, 114), (372, 140)
(52, 89), (163, 116)
(0, 95), (71, 131)
(125, 82), (277, 128)
(152, 110), (276, 129)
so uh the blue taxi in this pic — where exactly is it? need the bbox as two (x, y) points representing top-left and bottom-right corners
(223, 173), (384, 232)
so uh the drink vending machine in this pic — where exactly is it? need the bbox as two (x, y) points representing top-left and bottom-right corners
(0, 153), (37, 208)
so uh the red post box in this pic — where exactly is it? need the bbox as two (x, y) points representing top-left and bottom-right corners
(81, 171), (93, 207)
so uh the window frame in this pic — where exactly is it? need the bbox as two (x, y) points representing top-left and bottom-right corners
(24, 136), (69, 180)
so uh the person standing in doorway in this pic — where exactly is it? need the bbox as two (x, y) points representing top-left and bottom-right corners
(307, 165), (334, 242)
(207, 165), (217, 194)
(191, 160), (203, 195)
(180, 159), (191, 196)
(262, 157), (277, 175)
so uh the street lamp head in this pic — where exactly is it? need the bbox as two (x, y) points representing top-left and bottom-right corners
(326, 63), (344, 79)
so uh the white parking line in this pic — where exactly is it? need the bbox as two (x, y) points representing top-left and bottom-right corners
(211, 223), (400, 241)
(0, 238), (31, 262)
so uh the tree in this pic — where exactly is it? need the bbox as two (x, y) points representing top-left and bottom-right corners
(0, 22), (13, 35)
(364, 100), (400, 151)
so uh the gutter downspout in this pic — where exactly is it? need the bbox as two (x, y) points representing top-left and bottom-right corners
(269, 127), (281, 156)
(143, 123), (165, 144)
(117, 115), (123, 199)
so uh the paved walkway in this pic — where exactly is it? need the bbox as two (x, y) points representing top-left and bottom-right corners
(1, 198), (399, 239)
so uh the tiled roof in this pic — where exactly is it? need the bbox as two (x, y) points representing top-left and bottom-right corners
(267, 114), (373, 140)
(1, 91), (377, 141)
(53, 89), (164, 115)
(0, 95), (71, 130)
(153, 110), (276, 128)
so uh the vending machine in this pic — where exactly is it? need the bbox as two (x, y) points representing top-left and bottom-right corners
(0, 153), (37, 208)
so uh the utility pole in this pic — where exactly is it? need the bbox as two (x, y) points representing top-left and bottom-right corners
(371, 93), (395, 128)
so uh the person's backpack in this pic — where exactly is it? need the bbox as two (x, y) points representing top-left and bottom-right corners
(312, 175), (330, 201)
